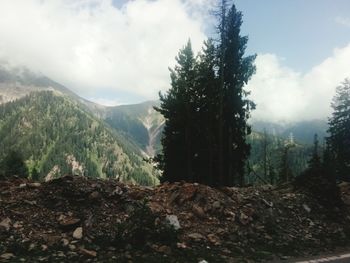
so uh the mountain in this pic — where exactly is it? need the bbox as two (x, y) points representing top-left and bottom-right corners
(0, 64), (319, 184)
(0, 67), (158, 185)
(251, 119), (328, 144)
(104, 101), (164, 156)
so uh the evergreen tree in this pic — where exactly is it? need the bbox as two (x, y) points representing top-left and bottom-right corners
(327, 79), (350, 181)
(2, 150), (28, 179)
(31, 167), (40, 181)
(309, 134), (321, 169)
(194, 39), (218, 185)
(157, 1), (256, 186)
(216, 1), (256, 186)
(156, 40), (197, 182)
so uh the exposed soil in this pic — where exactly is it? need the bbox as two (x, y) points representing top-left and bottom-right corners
(1, 176), (350, 262)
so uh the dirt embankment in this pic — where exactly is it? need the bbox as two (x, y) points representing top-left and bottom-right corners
(1, 176), (350, 262)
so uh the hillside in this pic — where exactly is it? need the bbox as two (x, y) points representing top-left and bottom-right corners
(104, 101), (164, 156)
(1, 175), (350, 262)
(0, 91), (158, 185)
(252, 119), (328, 144)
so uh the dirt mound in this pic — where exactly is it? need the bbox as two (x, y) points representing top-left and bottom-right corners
(1, 176), (350, 262)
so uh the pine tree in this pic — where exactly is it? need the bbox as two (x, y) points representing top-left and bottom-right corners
(156, 40), (197, 182)
(327, 79), (350, 181)
(194, 39), (218, 185)
(216, 1), (256, 186)
(309, 134), (321, 169)
(2, 150), (28, 179)
(157, 1), (255, 186)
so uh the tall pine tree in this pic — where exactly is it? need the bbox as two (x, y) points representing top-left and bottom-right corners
(156, 40), (197, 182)
(217, 1), (256, 186)
(327, 78), (350, 181)
(156, 1), (256, 186)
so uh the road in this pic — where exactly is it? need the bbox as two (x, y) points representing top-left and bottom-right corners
(292, 253), (350, 263)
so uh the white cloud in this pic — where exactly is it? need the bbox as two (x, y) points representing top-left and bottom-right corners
(247, 43), (350, 122)
(0, 0), (210, 100)
(1, 0), (349, 123)
(335, 16), (350, 28)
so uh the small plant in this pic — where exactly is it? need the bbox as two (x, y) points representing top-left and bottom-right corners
(115, 200), (178, 248)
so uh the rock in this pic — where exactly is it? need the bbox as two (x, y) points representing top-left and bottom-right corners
(212, 201), (221, 210)
(89, 191), (100, 200)
(176, 242), (187, 249)
(153, 245), (171, 254)
(69, 244), (76, 251)
(192, 204), (206, 218)
(0, 217), (11, 231)
(0, 253), (15, 260)
(207, 233), (221, 245)
(61, 238), (69, 247)
(28, 182), (41, 188)
(166, 215), (181, 230)
(113, 186), (123, 195)
(239, 212), (250, 225)
(41, 245), (48, 251)
(303, 204), (311, 213)
(19, 183), (27, 189)
(73, 227), (83, 239)
(28, 243), (36, 251)
(188, 233), (205, 241)
(58, 215), (80, 228)
(13, 221), (23, 229)
(79, 247), (97, 257)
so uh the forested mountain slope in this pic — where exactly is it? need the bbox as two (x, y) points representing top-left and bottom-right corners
(104, 101), (164, 156)
(0, 91), (158, 185)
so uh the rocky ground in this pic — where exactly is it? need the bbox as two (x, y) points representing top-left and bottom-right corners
(1, 176), (350, 262)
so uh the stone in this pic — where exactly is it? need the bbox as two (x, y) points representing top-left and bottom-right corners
(176, 242), (187, 249)
(13, 221), (23, 229)
(188, 233), (205, 241)
(28, 182), (41, 188)
(69, 244), (76, 251)
(0, 217), (11, 231)
(73, 227), (83, 239)
(165, 215), (181, 230)
(239, 212), (250, 225)
(89, 191), (100, 200)
(58, 215), (80, 227)
(303, 204), (311, 213)
(207, 233), (221, 245)
(79, 247), (97, 257)
(61, 238), (69, 246)
(192, 204), (206, 218)
(0, 253), (15, 260)
(154, 245), (171, 254)
(212, 201), (221, 210)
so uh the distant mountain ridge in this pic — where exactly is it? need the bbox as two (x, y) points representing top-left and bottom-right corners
(0, 64), (327, 184)
(252, 119), (328, 144)
(0, 66), (158, 185)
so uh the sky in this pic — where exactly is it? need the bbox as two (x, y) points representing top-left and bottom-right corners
(0, 0), (350, 122)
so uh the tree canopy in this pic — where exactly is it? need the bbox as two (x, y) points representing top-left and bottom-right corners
(156, 1), (256, 186)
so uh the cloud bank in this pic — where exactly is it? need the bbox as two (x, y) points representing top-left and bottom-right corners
(0, 0), (349, 122)
(0, 0), (211, 100)
(248, 43), (350, 122)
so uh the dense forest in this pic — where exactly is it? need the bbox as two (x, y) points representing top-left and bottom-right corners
(0, 91), (158, 185)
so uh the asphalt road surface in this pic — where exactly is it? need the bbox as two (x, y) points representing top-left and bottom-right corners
(293, 253), (350, 263)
